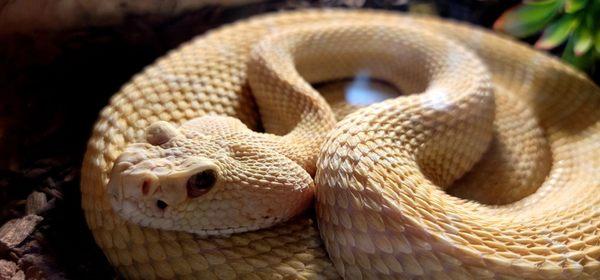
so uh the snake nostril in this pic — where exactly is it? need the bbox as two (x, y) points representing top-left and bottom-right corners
(156, 200), (168, 210)
(142, 180), (151, 195)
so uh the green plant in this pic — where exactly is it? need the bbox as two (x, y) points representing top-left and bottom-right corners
(494, 0), (600, 71)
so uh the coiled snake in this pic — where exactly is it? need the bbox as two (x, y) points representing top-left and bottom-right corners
(81, 10), (600, 279)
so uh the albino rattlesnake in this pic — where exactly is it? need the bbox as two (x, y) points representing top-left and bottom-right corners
(81, 10), (600, 279)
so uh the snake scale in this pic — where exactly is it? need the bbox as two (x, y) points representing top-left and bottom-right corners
(81, 9), (600, 279)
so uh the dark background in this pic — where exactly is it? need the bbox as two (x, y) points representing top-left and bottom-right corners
(0, 0), (595, 278)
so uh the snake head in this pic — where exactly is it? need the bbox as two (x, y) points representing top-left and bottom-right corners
(107, 116), (314, 236)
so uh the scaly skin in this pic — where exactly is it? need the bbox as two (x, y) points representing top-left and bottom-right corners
(82, 10), (600, 279)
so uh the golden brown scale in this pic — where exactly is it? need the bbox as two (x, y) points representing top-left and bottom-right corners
(81, 10), (600, 279)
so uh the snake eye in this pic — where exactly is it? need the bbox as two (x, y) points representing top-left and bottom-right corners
(186, 170), (217, 198)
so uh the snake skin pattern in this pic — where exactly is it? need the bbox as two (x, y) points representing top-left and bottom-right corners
(81, 10), (600, 279)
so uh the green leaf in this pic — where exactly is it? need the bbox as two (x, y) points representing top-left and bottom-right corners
(535, 14), (581, 49)
(585, 9), (596, 28)
(596, 31), (600, 53)
(565, 0), (588, 13)
(563, 35), (594, 70)
(573, 26), (593, 55)
(494, 0), (562, 38)
(523, 0), (563, 6)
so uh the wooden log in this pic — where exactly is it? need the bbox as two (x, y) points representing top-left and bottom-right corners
(0, 259), (23, 280)
(25, 192), (50, 215)
(0, 215), (43, 249)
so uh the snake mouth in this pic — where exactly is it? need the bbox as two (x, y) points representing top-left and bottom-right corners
(110, 195), (279, 236)
(110, 196), (176, 229)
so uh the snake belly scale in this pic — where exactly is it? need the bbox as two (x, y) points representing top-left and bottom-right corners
(81, 10), (600, 279)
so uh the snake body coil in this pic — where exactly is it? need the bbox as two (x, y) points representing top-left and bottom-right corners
(82, 10), (600, 279)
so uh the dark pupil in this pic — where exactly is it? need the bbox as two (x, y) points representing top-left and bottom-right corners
(186, 170), (216, 198)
